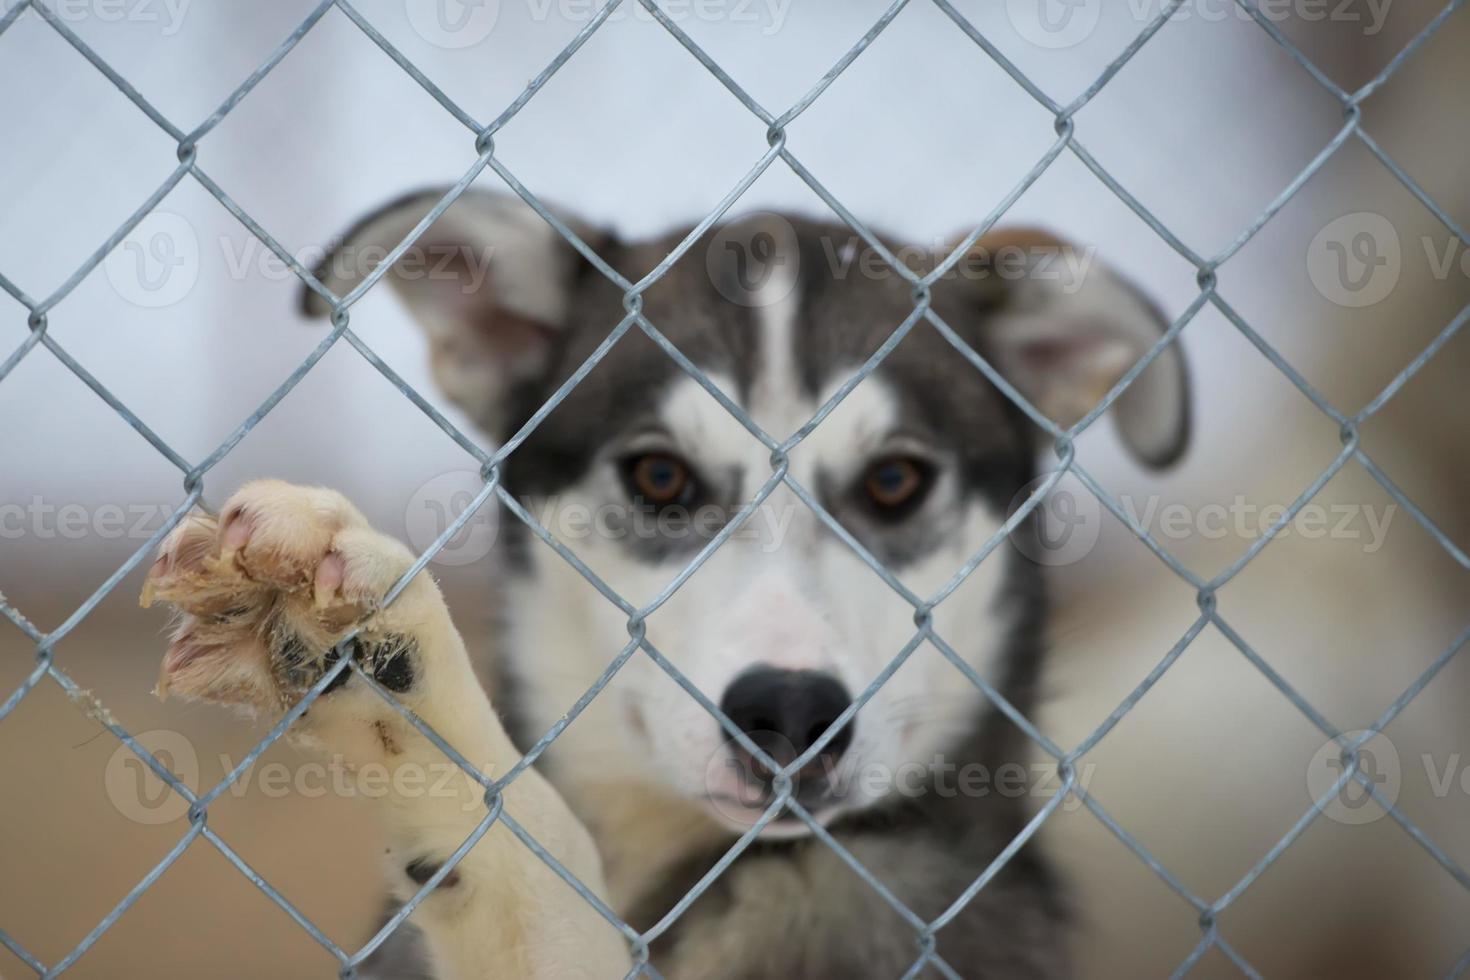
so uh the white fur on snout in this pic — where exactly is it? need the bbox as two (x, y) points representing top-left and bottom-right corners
(710, 575), (843, 674)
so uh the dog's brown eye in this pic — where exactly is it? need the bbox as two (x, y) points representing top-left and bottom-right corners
(624, 453), (694, 507)
(863, 457), (933, 517)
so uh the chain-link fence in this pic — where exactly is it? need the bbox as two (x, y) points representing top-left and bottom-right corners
(2, 0), (1469, 976)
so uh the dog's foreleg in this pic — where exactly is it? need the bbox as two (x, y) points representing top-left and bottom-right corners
(141, 480), (631, 979)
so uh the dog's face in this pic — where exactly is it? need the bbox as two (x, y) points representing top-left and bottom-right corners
(311, 192), (1187, 834)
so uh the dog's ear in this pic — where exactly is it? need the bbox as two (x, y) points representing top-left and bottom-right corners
(303, 189), (601, 436)
(957, 228), (1190, 468)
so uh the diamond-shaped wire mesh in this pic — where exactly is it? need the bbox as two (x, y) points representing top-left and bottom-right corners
(2, 0), (1469, 976)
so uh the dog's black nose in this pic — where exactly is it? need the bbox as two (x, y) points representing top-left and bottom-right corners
(719, 667), (854, 772)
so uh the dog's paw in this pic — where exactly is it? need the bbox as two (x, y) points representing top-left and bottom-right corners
(140, 480), (454, 751)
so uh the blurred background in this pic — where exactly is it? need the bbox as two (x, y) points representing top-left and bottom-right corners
(1, 0), (1468, 976)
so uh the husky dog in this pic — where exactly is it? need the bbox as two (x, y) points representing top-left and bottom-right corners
(139, 190), (1187, 978)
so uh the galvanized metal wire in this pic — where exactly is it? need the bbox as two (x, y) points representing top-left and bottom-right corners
(2, 0), (1468, 976)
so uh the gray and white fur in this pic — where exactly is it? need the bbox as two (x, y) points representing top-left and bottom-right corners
(146, 188), (1188, 979)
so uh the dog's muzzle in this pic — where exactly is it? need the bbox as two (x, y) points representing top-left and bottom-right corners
(714, 667), (854, 817)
